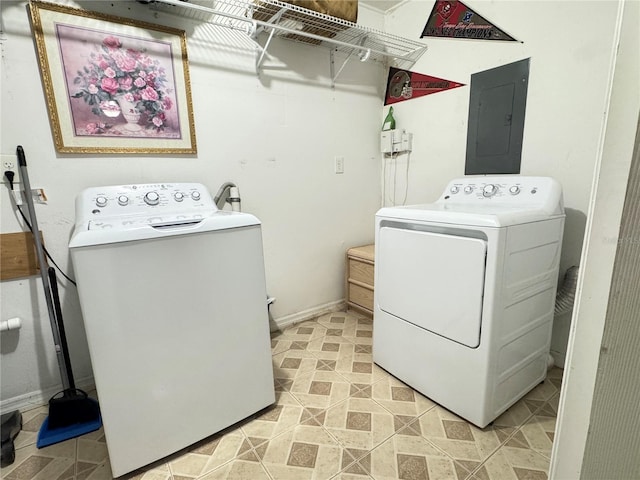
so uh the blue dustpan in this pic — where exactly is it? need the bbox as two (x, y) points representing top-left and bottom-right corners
(36, 398), (102, 448)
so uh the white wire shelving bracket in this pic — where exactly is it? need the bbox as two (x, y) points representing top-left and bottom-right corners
(151, 0), (427, 85)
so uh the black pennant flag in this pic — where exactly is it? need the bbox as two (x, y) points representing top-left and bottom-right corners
(421, 0), (519, 42)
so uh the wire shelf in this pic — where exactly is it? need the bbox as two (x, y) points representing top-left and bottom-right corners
(150, 0), (426, 69)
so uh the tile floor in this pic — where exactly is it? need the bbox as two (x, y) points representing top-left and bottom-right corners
(1, 311), (562, 480)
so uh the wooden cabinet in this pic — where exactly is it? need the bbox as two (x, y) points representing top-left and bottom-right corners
(346, 244), (375, 316)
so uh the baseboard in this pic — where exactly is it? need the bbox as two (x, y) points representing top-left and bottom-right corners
(272, 299), (346, 331)
(0, 375), (95, 415)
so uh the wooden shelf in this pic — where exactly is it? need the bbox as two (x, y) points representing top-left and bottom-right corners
(346, 244), (375, 316)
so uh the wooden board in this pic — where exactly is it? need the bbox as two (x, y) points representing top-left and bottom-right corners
(0, 231), (42, 281)
(348, 258), (375, 286)
(348, 283), (374, 312)
(347, 244), (375, 262)
(345, 244), (375, 317)
(289, 0), (358, 22)
(253, 0), (358, 45)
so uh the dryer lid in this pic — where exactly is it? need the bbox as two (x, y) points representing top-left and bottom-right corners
(377, 203), (554, 227)
(377, 176), (565, 227)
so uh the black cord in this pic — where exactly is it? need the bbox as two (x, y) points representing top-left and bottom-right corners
(4, 171), (77, 286)
(15, 204), (77, 286)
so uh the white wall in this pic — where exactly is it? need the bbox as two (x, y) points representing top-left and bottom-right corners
(551, 0), (640, 476)
(381, 0), (621, 366)
(0, 1), (386, 408)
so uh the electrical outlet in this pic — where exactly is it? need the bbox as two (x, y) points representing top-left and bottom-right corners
(335, 156), (344, 174)
(1, 153), (20, 185)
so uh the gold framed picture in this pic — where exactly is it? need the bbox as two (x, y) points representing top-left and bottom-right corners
(29, 1), (197, 154)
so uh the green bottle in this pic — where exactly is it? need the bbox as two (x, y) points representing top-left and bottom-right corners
(382, 106), (396, 131)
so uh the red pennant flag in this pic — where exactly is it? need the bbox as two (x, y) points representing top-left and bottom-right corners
(384, 67), (465, 106)
(421, 0), (518, 42)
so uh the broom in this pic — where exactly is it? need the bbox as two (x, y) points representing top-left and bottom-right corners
(15, 146), (102, 448)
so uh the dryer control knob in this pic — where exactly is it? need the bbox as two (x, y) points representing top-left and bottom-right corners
(191, 191), (201, 201)
(144, 191), (160, 206)
(482, 184), (498, 197)
(174, 192), (184, 202)
(450, 186), (460, 194)
(464, 185), (474, 194)
(95, 196), (108, 208)
(117, 195), (129, 206)
(509, 185), (521, 195)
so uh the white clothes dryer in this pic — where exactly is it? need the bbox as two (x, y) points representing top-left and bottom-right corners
(373, 176), (565, 428)
(69, 183), (275, 477)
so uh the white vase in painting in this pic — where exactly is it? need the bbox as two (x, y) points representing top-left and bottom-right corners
(115, 94), (142, 131)
(100, 100), (121, 118)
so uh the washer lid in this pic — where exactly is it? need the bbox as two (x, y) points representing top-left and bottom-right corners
(69, 211), (260, 248)
(69, 183), (259, 248)
(73, 182), (218, 227)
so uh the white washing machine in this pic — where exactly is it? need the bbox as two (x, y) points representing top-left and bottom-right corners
(69, 183), (275, 477)
(373, 176), (565, 428)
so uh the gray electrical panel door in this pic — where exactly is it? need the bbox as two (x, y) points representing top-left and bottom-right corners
(465, 58), (530, 175)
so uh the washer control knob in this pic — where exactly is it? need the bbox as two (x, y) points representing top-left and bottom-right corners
(509, 185), (521, 195)
(144, 191), (160, 206)
(117, 195), (129, 206)
(191, 191), (201, 201)
(482, 184), (498, 197)
(174, 192), (184, 202)
(464, 185), (474, 194)
(95, 196), (108, 208)
(450, 186), (460, 194)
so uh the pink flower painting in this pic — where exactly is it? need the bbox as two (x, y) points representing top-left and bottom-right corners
(30, 1), (195, 153)
(57, 23), (181, 137)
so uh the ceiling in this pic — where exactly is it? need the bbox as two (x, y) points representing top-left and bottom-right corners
(359, 0), (405, 13)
